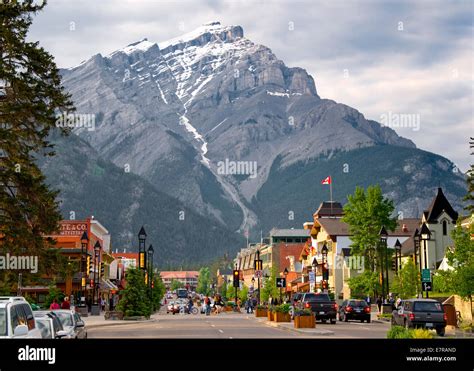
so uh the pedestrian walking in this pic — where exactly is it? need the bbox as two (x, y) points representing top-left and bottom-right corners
(204, 296), (211, 316)
(376, 295), (382, 314)
(60, 297), (70, 309)
(187, 296), (193, 314)
(49, 299), (60, 310)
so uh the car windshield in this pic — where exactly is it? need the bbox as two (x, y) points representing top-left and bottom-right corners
(36, 319), (52, 339)
(413, 302), (442, 312)
(54, 312), (73, 327)
(349, 300), (367, 307)
(0, 308), (6, 336)
(305, 294), (330, 302)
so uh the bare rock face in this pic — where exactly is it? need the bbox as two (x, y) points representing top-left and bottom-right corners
(59, 22), (464, 239)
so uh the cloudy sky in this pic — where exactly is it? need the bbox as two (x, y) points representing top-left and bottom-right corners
(29, 0), (473, 171)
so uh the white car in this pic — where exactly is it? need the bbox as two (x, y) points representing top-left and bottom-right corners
(34, 312), (70, 339)
(51, 310), (87, 339)
(0, 296), (42, 338)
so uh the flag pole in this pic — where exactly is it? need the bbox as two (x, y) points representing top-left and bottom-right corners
(330, 176), (333, 217)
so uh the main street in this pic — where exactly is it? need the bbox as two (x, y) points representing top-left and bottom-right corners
(87, 313), (390, 338)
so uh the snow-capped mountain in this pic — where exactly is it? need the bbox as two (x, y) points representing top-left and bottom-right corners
(58, 22), (466, 244)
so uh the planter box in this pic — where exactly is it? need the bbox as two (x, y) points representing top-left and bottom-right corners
(268, 311), (274, 321)
(225, 306), (233, 312)
(255, 308), (268, 317)
(294, 315), (315, 328)
(274, 312), (291, 322)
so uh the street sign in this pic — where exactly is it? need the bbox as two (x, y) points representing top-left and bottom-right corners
(421, 269), (431, 283)
(309, 271), (315, 283)
(422, 281), (433, 292)
(255, 270), (262, 278)
(276, 278), (286, 288)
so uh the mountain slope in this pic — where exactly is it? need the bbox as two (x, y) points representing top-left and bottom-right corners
(57, 21), (466, 243)
(38, 132), (243, 267)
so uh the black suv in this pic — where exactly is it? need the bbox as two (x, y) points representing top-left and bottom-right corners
(391, 299), (446, 336)
(301, 293), (337, 324)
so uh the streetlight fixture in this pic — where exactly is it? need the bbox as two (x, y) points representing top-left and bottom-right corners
(80, 231), (88, 306)
(420, 222), (431, 298)
(254, 249), (263, 305)
(321, 243), (328, 292)
(379, 226), (389, 302)
(394, 239), (402, 274)
(147, 244), (154, 290)
(138, 226), (147, 271)
(91, 241), (101, 315)
(282, 268), (288, 303)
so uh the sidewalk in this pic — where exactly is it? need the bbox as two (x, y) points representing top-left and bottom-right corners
(250, 316), (334, 336)
(83, 313), (157, 329)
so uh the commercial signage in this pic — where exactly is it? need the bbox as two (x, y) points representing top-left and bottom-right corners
(57, 221), (88, 236)
(421, 269), (431, 283)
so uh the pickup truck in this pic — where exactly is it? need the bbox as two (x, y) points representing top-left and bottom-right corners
(391, 299), (446, 336)
(301, 293), (338, 324)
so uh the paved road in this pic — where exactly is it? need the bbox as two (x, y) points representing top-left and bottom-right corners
(87, 313), (390, 338)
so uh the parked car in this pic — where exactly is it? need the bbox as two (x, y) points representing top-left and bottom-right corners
(33, 311), (70, 339)
(338, 299), (371, 323)
(301, 293), (337, 324)
(0, 296), (42, 338)
(391, 299), (446, 336)
(52, 310), (87, 339)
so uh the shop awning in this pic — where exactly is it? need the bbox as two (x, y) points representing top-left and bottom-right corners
(100, 279), (118, 291)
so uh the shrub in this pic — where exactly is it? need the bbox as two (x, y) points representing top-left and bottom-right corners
(294, 309), (312, 316)
(411, 328), (434, 339)
(387, 326), (411, 339)
(256, 305), (266, 310)
(275, 303), (291, 314)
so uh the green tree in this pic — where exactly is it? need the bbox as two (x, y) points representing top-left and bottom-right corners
(347, 270), (381, 298)
(390, 258), (419, 299)
(432, 270), (454, 294)
(342, 185), (397, 274)
(463, 137), (473, 212)
(220, 279), (228, 299)
(170, 279), (184, 291)
(226, 282), (237, 301)
(44, 285), (64, 308)
(261, 266), (280, 303)
(117, 268), (151, 317)
(152, 274), (166, 311)
(239, 284), (249, 303)
(447, 220), (474, 312)
(0, 0), (74, 290)
(196, 267), (211, 295)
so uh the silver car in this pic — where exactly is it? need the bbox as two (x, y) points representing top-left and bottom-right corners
(34, 312), (70, 339)
(52, 310), (87, 339)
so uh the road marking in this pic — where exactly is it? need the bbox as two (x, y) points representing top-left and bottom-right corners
(229, 337), (233, 339)
(218, 329), (224, 333)
(211, 324), (216, 327)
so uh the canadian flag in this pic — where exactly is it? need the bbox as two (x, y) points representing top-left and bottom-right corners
(321, 176), (331, 185)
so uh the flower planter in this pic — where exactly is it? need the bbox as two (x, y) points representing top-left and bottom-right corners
(294, 315), (315, 328)
(274, 312), (291, 322)
(255, 308), (268, 317)
(225, 306), (233, 312)
(268, 311), (275, 321)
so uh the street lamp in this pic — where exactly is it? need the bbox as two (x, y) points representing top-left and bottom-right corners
(312, 258), (317, 293)
(80, 231), (88, 306)
(394, 239), (402, 274)
(420, 222), (431, 298)
(254, 250), (262, 305)
(379, 226), (389, 302)
(147, 244), (154, 290)
(93, 241), (101, 312)
(138, 226), (147, 271)
(321, 243), (328, 292)
(282, 268), (288, 303)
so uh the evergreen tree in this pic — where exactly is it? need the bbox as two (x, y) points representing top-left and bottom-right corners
(116, 268), (151, 317)
(152, 274), (166, 311)
(463, 137), (474, 212)
(390, 259), (419, 299)
(0, 1), (74, 290)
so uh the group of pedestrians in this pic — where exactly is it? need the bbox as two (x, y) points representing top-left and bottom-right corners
(245, 296), (257, 313)
(49, 297), (70, 310)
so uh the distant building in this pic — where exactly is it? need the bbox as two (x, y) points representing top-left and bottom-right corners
(159, 271), (199, 290)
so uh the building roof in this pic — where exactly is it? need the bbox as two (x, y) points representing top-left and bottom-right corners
(425, 187), (458, 222)
(269, 228), (310, 238)
(393, 218), (420, 236)
(401, 237), (415, 256)
(313, 201), (344, 218)
(315, 218), (351, 236)
(159, 271), (199, 279)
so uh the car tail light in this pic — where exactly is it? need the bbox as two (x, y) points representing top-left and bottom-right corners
(305, 302), (310, 308)
(346, 306), (352, 312)
(409, 313), (415, 321)
(333, 303), (338, 310)
(364, 306), (371, 313)
(443, 313), (447, 322)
